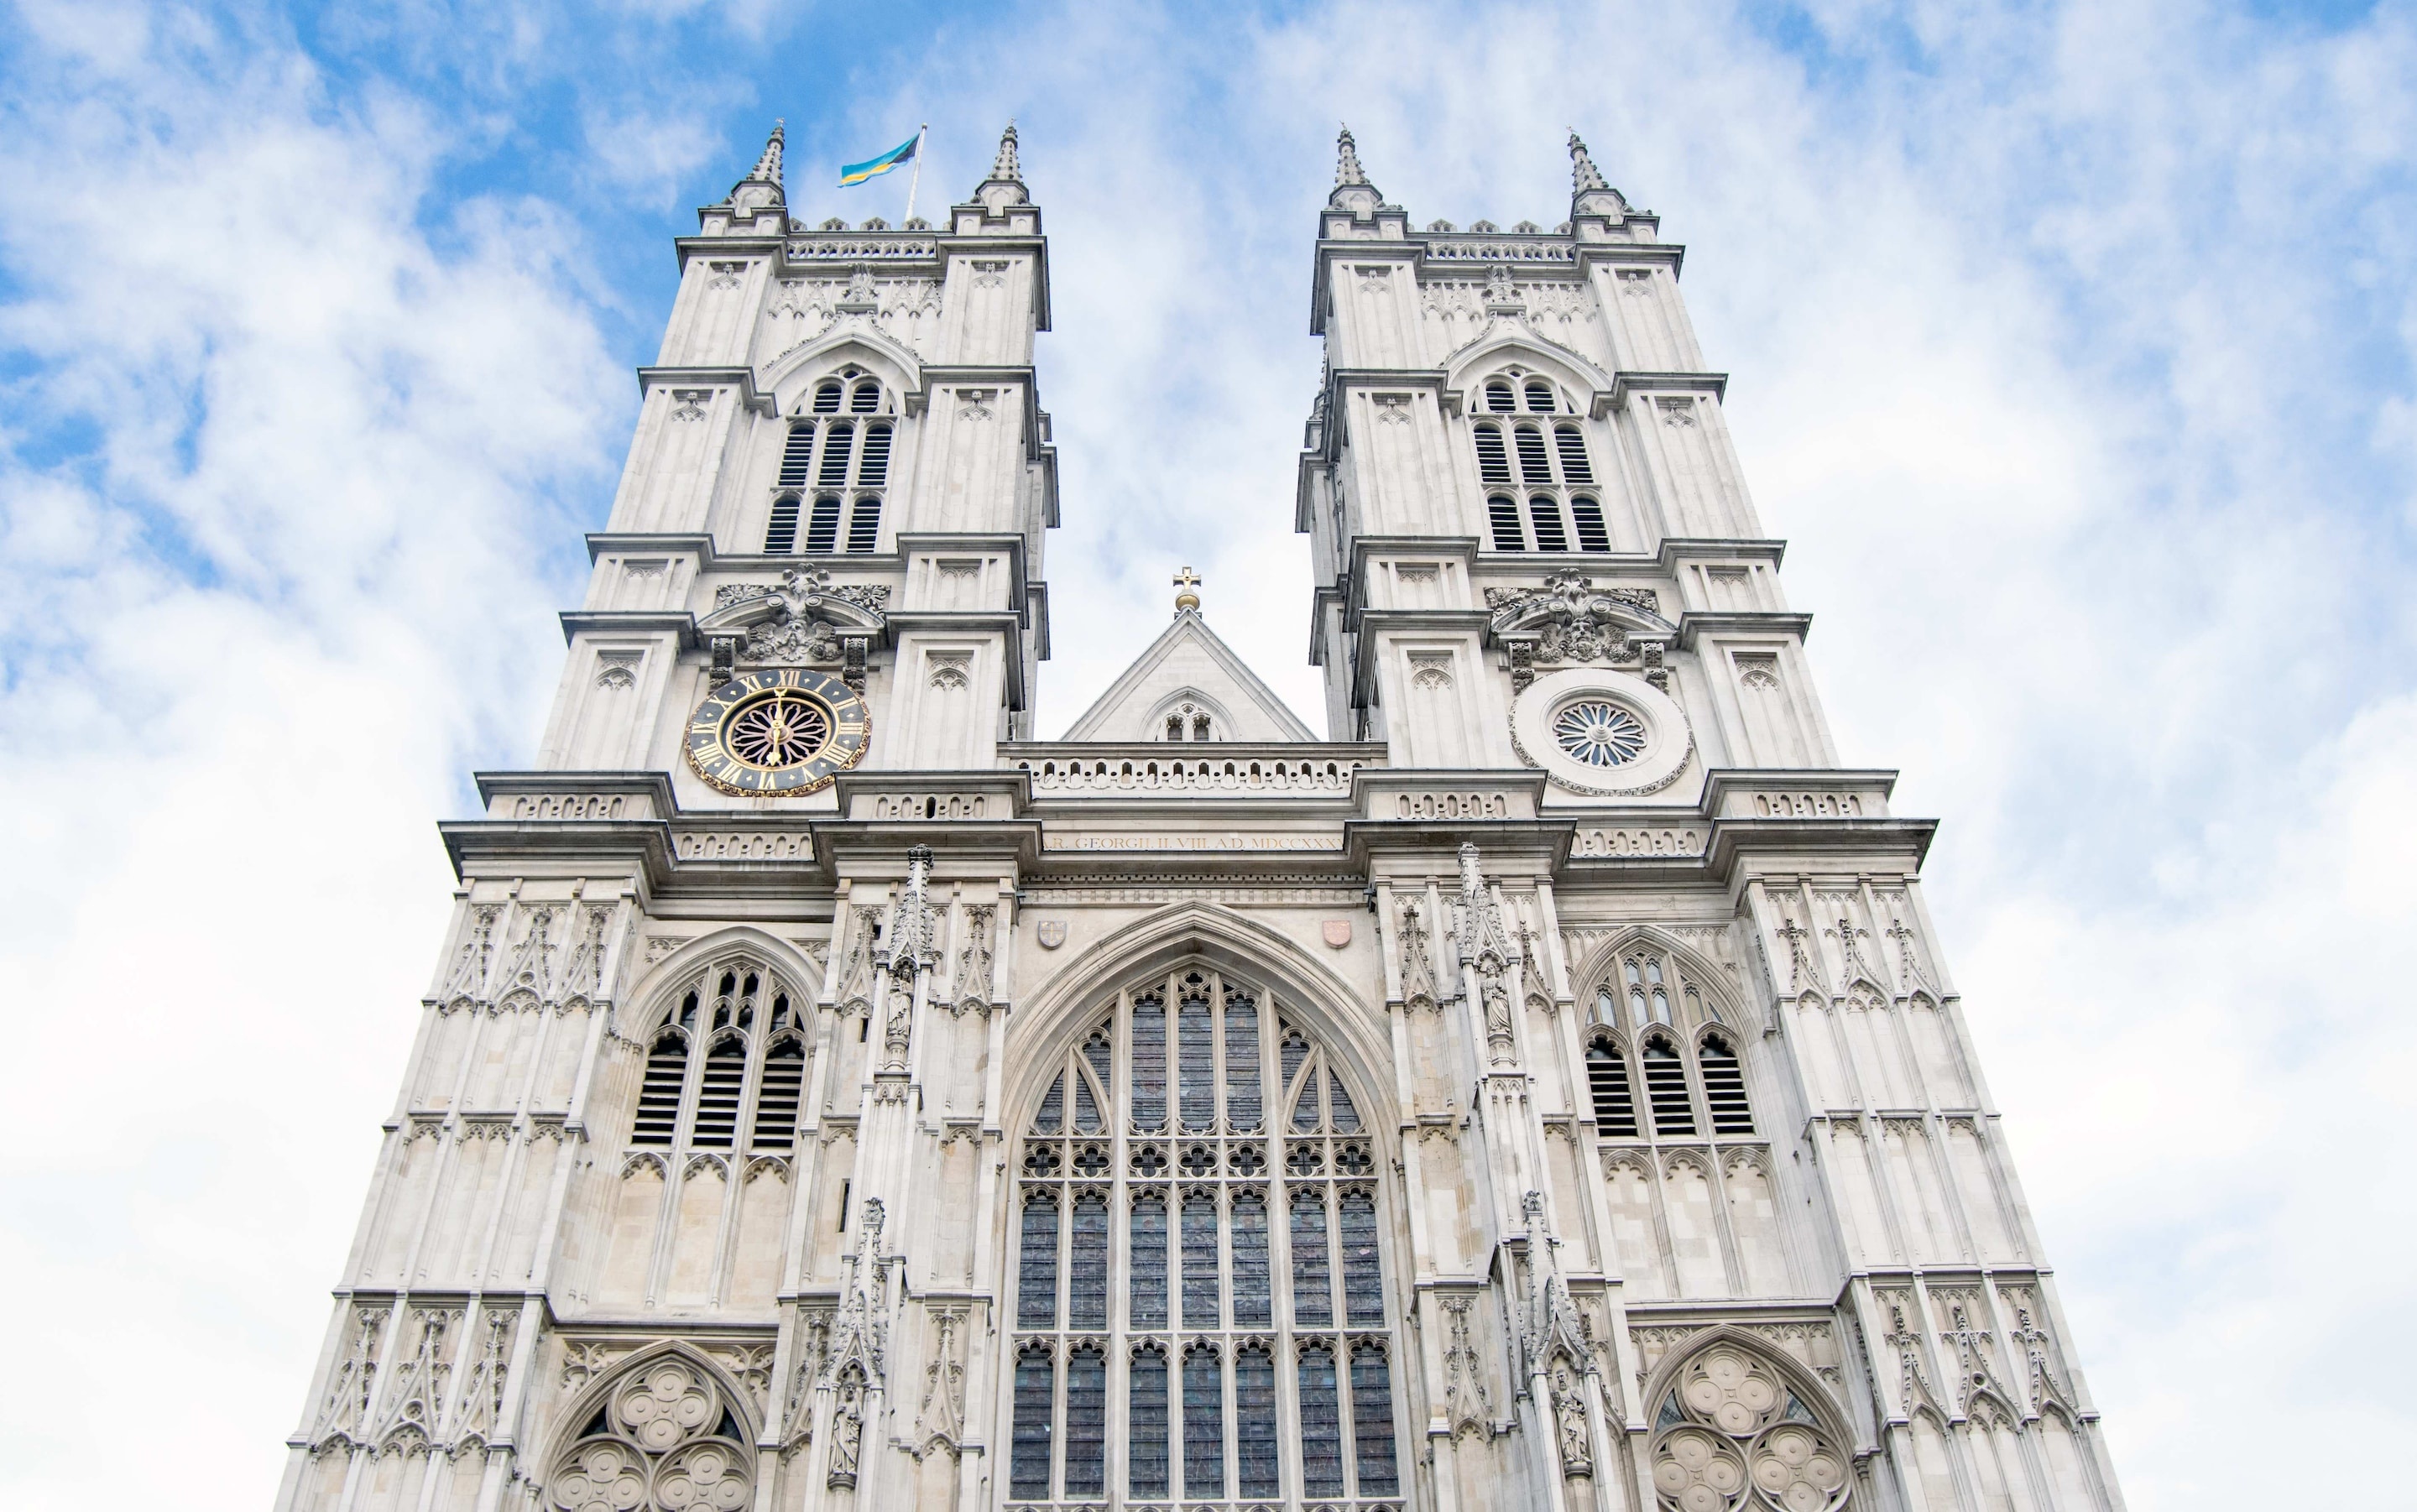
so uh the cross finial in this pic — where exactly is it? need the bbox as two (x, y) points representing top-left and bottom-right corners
(1172, 566), (1202, 613)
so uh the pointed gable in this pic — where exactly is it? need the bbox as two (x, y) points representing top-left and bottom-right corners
(1061, 610), (1318, 742)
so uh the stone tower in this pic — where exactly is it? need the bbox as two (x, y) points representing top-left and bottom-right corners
(275, 123), (2126, 1512)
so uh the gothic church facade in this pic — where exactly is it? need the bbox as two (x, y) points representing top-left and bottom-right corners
(278, 123), (2127, 1512)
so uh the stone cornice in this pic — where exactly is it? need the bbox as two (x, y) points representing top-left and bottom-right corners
(1675, 611), (1815, 650)
(556, 610), (699, 649)
(634, 365), (778, 417)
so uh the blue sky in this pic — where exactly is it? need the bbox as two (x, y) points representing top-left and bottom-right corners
(3, 3), (2413, 1507)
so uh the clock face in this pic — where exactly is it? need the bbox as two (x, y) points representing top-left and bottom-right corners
(684, 667), (869, 796)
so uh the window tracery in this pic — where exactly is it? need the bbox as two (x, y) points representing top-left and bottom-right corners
(1010, 966), (1399, 1506)
(1472, 370), (1608, 552)
(765, 369), (891, 555)
(1648, 1344), (1849, 1512)
(628, 960), (805, 1155)
(1585, 945), (1757, 1144)
(547, 1355), (754, 1512)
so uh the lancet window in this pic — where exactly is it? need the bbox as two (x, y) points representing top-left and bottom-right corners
(1473, 370), (1610, 553)
(1586, 946), (1757, 1141)
(1009, 966), (1401, 1507)
(628, 958), (806, 1155)
(764, 369), (891, 555)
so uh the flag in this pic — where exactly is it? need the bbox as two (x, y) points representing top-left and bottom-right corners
(838, 133), (919, 187)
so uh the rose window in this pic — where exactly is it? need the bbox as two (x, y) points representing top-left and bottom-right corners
(1649, 1347), (1849, 1512)
(550, 1358), (753, 1512)
(1553, 699), (1648, 767)
(723, 688), (832, 769)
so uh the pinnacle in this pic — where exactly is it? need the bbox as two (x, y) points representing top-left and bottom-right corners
(988, 120), (1024, 185)
(1334, 123), (1370, 188)
(1568, 129), (1608, 193)
(745, 119), (786, 195)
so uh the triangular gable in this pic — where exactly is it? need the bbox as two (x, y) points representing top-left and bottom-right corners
(1061, 610), (1319, 741)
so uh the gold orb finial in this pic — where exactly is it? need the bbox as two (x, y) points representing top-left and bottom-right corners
(1172, 565), (1202, 613)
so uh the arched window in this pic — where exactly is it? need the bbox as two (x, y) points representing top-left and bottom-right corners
(858, 423), (892, 486)
(1641, 1035), (1697, 1136)
(845, 495), (882, 552)
(777, 424), (815, 486)
(1570, 494), (1611, 552)
(1590, 944), (1756, 1145)
(621, 961), (803, 1155)
(1648, 1343), (1851, 1512)
(816, 424), (855, 486)
(773, 373), (895, 555)
(1473, 423), (1511, 484)
(1554, 423), (1594, 482)
(804, 495), (843, 553)
(549, 1353), (754, 1512)
(1699, 1031), (1754, 1134)
(1515, 425), (1553, 484)
(1529, 494), (1569, 551)
(1472, 387), (1612, 551)
(762, 493), (801, 554)
(1487, 496), (1524, 551)
(1586, 1035), (1639, 1136)
(1010, 967), (1399, 1504)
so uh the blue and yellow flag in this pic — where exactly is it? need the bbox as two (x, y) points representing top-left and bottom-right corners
(838, 133), (919, 187)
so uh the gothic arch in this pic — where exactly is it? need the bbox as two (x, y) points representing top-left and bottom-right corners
(1638, 1327), (1857, 1512)
(1000, 929), (1407, 1504)
(618, 926), (825, 1042)
(1143, 686), (1238, 742)
(539, 1342), (762, 1511)
(761, 330), (921, 414)
(1005, 902), (1396, 1139)
(1443, 331), (1612, 409)
(1570, 925), (1745, 1030)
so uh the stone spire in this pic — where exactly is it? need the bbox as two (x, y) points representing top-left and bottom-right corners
(1334, 123), (1370, 188)
(974, 120), (1029, 211)
(1328, 123), (1383, 212)
(1568, 128), (1626, 218)
(989, 120), (1024, 186)
(1568, 129), (1606, 193)
(735, 119), (786, 204)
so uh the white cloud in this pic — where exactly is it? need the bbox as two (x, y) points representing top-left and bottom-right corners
(583, 105), (721, 207)
(0, 18), (624, 1507)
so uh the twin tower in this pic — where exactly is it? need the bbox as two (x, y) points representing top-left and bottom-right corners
(276, 123), (2127, 1512)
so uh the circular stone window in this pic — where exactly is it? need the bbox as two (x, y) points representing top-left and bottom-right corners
(1511, 667), (1694, 797)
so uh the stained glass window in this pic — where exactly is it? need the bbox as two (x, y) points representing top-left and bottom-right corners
(1130, 1194), (1167, 1328)
(1298, 1343), (1344, 1496)
(1009, 1344), (1053, 1499)
(1129, 1343), (1168, 1498)
(1062, 1344), (1106, 1497)
(1182, 1343), (1224, 1499)
(1010, 968), (1396, 1504)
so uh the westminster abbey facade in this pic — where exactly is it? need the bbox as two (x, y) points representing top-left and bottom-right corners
(277, 123), (2127, 1512)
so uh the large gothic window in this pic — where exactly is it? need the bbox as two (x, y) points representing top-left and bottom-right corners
(1009, 966), (1401, 1507)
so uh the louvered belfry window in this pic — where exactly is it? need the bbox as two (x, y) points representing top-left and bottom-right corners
(1009, 966), (1401, 1504)
(1468, 371), (1616, 552)
(624, 958), (804, 1155)
(1586, 945), (1758, 1148)
(764, 369), (894, 555)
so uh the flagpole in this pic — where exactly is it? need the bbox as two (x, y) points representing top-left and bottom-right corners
(904, 123), (928, 225)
